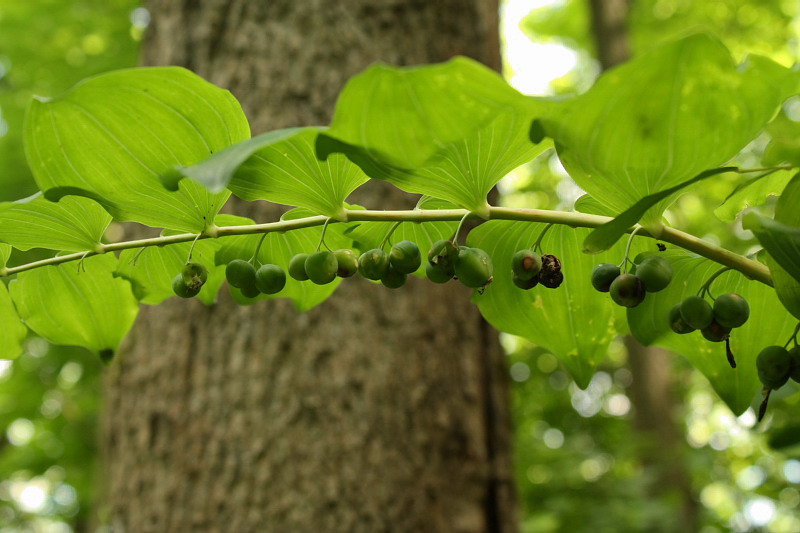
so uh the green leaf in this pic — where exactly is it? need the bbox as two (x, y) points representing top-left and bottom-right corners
(24, 67), (250, 232)
(628, 252), (795, 415)
(320, 57), (550, 215)
(743, 214), (800, 285)
(744, 172), (800, 318)
(0, 244), (11, 267)
(470, 222), (647, 388)
(0, 193), (111, 251)
(763, 111), (800, 166)
(542, 34), (797, 222)
(10, 254), (139, 354)
(215, 209), (351, 311)
(583, 167), (734, 253)
(714, 169), (794, 222)
(0, 282), (27, 359)
(166, 128), (369, 221)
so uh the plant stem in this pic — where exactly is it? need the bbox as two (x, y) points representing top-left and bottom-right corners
(315, 218), (332, 252)
(379, 221), (402, 249)
(696, 266), (732, 299)
(531, 223), (555, 253)
(0, 207), (773, 286)
(619, 226), (642, 273)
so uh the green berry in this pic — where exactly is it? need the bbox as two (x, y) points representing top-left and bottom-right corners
(668, 304), (695, 334)
(789, 346), (800, 383)
(304, 251), (338, 285)
(181, 261), (208, 291)
(679, 296), (714, 330)
(454, 247), (493, 289)
(635, 256), (672, 293)
(172, 273), (201, 298)
(591, 263), (620, 292)
(359, 249), (390, 280)
(240, 283), (261, 299)
(426, 262), (453, 284)
(609, 273), (645, 308)
(428, 240), (459, 269)
(700, 320), (731, 343)
(513, 272), (538, 290)
(226, 259), (257, 289)
(381, 265), (407, 289)
(255, 264), (286, 294)
(512, 250), (542, 281)
(713, 293), (750, 329)
(757, 345), (792, 390)
(288, 253), (310, 281)
(334, 249), (359, 278)
(389, 240), (421, 274)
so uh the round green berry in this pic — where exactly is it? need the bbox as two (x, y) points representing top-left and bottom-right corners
(426, 262), (453, 284)
(679, 296), (714, 330)
(181, 261), (208, 291)
(757, 345), (792, 390)
(513, 272), (539, 290)
(668, 304), (695, 334)
(454, 247), (493, 289)
(226, 259), (257, 290)
(389, 240), (421, 274)
(713, 293), (750, 329)
(334, 249), (359, 278)
(172, 273), (201, 298)
(255, 264), (286, 294)
(609, 273), (645, 308)
(288, 253), (310, 281)
(591, 263), (620, 293)
(381, 265), (407, 289)
(359, 249), (390, 280)
(428, 240), (459, 269)
(700, 320), (731, 343)
(304, 251), (338, 285)
(635, 256), (672, 293)
(512, 250), (542, 281)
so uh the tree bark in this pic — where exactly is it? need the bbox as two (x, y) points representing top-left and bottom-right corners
(101, 2), (515, 533)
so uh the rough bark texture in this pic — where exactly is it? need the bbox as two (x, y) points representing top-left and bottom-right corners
(101, 2), (515, 533)
(588, 1), (699, 530)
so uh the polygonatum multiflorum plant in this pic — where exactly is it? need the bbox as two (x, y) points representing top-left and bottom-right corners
(2, 33), (800, 419)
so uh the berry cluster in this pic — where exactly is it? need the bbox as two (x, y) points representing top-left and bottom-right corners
(510, 250), (563, 290)
(592, 255), (673, 307)
(669, 293), (749, 340)
(757, 345), (800, 391)
(171, 237), (498, 298)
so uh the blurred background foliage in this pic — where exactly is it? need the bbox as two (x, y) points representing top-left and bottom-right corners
(1, 0), (800, 532)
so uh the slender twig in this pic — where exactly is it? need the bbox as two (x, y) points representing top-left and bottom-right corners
(0, 207), (773, 286)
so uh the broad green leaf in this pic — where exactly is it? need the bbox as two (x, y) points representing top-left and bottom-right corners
(714, 169), (794, 222)
(744, 215), (800, 285)
(767, 254), (800, 320)
(574, 195), (615, 217)
(10, 254), (139, 354)
(24, 67), (250, 232)
(320, 57), (550, 215)
(628, 252), (795, 415)
(583, 167), (734, 253)
(542, 34), (797, 223)
(763, 111), (800, 166)
(0, 193), (111, 251)
(0, 282), (27, 359)
(745, 172), (800, 318)
(215, 209), (351, 311)
(470, 222), (647, 388)
(0, 244), (11, 267)
(166, 128), (369, 220)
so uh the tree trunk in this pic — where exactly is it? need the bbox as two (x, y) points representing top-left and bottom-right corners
(101, 2), (515, 533)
